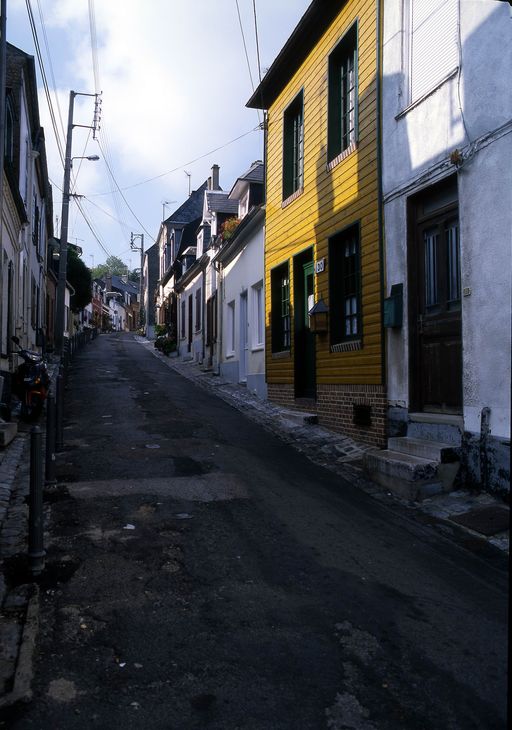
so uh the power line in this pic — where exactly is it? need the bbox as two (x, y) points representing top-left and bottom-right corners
(96, 137), (155, 241)
(252, 0), (263, 83)
(235, 0), (261, 124)
(90, 126), (260, 196)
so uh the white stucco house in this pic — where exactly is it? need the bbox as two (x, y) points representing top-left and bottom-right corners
(176, 165), (239, 364)
(380, 0), (511, 493)
(214, 162), (266, 398)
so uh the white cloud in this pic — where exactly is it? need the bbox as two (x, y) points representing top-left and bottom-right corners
(8, 0), (311, 263)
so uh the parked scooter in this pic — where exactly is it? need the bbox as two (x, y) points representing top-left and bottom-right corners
(11, 336), (50, 421)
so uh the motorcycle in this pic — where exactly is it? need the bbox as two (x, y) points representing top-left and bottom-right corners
(11, 336), (50, 421)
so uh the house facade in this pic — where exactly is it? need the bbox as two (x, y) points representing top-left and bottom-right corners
(1, 43), (52, 387)
(214, 162), (266, 398)
(381, 0), (511, 493)
(247, 0), (384, 446)
(176, 166), (239, 364)
(155, 182), (206, 344)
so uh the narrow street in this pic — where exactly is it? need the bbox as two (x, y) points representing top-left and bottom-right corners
(4, 333), (508, 729)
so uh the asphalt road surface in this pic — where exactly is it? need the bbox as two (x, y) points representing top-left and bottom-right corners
(4, 333), (508, 729)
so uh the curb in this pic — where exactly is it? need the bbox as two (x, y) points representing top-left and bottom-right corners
(0, 584), (39, 709)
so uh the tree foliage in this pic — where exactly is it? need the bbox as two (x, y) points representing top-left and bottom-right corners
(92, 255), (128, 280)
(67, 248), (92, 312)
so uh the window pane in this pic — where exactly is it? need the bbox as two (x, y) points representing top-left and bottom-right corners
(424, 228), (438, 307)
(446, 221), (460, 302)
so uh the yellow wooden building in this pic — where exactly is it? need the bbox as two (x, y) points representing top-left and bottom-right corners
(247, 0), (385, 446)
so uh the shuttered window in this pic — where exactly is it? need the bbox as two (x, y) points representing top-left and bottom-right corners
(282, 92), (304, 200)
(328, 23), (358, 162)
(410, 0), (459, 102)
(329, 224), (361, 345)
(271, 263), (291, 352)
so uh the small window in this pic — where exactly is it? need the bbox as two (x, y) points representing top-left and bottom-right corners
(180, 300), (185, 338)
(227, 301), (235, 355)
(329, 224), (361, 344)
(283, 91), (304, 200)
(271, 263), (291, 352)
(328, 23), (358, 162)
(252, 281), (264, 348)
(195, 287), (201, 331)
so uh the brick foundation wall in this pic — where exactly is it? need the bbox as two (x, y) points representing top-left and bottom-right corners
(268, 382), (387, 448)
(317, 384), (386, 447)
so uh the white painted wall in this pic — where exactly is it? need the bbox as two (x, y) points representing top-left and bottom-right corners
(382, 0), (512, 440)
(220, 222), (266, 399)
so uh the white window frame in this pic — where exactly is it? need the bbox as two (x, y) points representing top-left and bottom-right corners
(251, 281), (264, 349)
(226, 300), (235, 357)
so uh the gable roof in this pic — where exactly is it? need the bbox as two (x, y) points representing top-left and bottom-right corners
(246, 0), (347, 109)
(229, 160), (264, 199)
(206, 191), (239, 215)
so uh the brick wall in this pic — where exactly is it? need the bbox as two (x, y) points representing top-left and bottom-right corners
(268, 382), (387, 447)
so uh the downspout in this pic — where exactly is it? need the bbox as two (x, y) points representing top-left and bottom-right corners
(376, 0), (387, 440)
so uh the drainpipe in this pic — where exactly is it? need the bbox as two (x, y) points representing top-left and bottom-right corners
(479, 406), (491, 491)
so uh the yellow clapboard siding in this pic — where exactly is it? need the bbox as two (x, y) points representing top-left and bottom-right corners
(264, 0), (382, 387)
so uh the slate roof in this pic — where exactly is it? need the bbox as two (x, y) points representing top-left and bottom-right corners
(165, 181), (208, 225)
(236, 161), (264, 184)
(104, 274), (139, 295)
(206, 191), (239, 215)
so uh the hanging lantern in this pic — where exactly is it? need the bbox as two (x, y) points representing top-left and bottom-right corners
(308, 298), (329, 334)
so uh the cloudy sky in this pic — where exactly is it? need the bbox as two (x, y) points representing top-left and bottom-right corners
(7, 0), (310, 269)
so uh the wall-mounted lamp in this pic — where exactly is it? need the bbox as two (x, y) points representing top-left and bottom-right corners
(308, 298), (329, 334)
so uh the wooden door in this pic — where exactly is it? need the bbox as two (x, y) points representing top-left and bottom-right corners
(410, 190), (462, 413)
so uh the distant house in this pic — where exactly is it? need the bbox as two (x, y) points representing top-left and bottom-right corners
(143, 243), (159, 339)
(175, 165), (238, 363)
(213, 161), (266, 397)
(102, 274), (139, 331)
(155, 181), (207, 342)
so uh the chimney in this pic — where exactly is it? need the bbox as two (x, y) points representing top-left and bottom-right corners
(211, 164), (220, 190)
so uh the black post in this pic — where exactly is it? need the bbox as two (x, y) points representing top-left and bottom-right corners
(29, 426), (45, 576)
(45, 394), (57, 485)
(56, 372), (64, 450)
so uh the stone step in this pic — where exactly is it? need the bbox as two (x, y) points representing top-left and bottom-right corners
(278, 409), (318, 426)
(388, 436), (459, 463)
(363, 449), (444, 502)
(407, 416), (462, 446)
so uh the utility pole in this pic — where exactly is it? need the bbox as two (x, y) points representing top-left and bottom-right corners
(54, 91), (76, 357)
(130, 233), (144, 329)
(54, 90), (100, 357)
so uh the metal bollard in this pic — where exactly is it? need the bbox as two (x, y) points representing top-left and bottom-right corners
(29, 426), (45, 576)
(45, 394), (57, 485)
(56, 373), (64, 450)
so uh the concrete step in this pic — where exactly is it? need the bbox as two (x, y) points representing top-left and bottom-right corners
(388, 436), (459, 463)
(363, 449), (444, 502)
